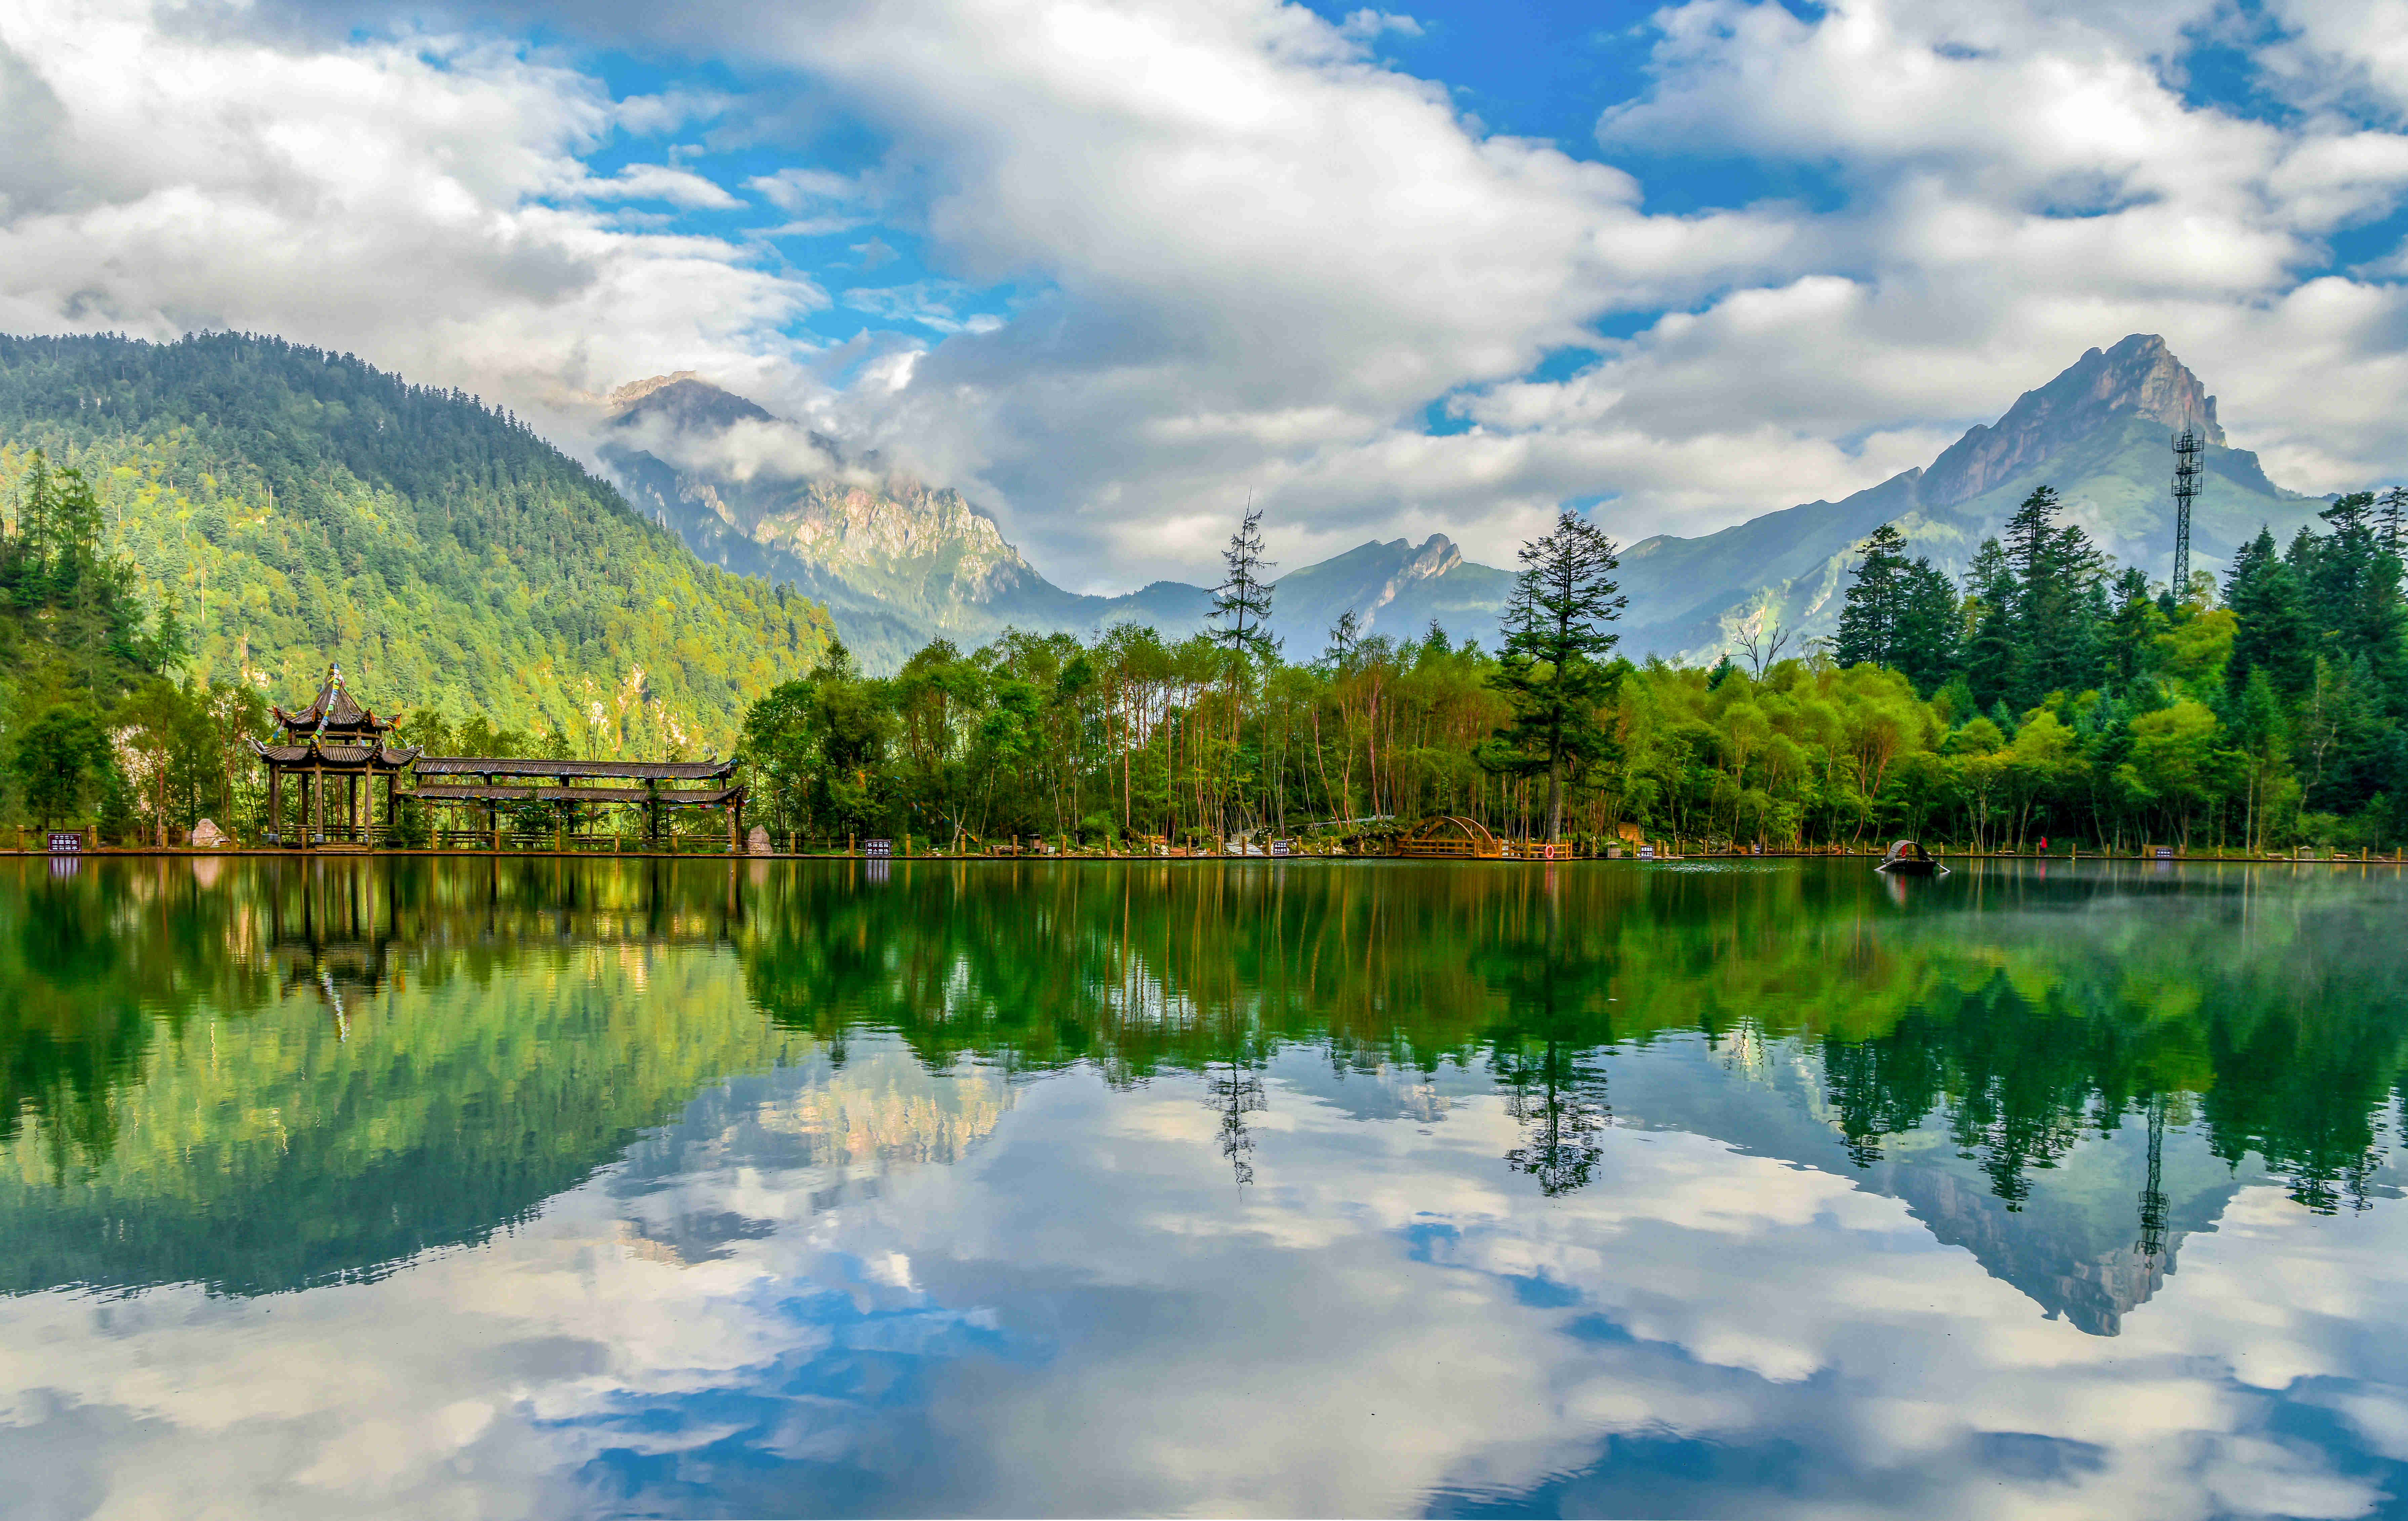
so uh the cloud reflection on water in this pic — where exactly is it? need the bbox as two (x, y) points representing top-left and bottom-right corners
(0, 1036), (2403, 1518)
(0, 858), (2405, 1518)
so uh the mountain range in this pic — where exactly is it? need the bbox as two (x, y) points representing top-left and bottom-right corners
(603, 334), (2327, 670)
(0, 334), (831, 748)
(0, 330), (2333, 735)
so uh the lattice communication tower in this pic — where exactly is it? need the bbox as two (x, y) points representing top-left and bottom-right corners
(2171, 429), (2204, 597)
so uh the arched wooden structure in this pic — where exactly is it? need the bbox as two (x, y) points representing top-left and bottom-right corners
(1395, 816), (1504, 859)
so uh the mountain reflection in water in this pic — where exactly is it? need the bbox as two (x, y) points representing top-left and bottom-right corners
(0, 856), (2404, 1519)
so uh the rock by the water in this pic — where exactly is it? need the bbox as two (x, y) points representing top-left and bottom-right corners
(190, 818), (230, 848)
(747, 825), (773, 855)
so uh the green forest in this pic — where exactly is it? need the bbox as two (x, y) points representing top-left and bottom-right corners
(0, 328), (2402, 855)
(737, 488), (2408, 856)
(0, 333), (830, 792)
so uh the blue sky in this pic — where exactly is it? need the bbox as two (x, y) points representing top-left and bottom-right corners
(6, 0), (2408, 587)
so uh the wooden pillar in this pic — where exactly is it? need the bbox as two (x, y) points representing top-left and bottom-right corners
(310, 767), (324, 848)
(347, 774), (359, 842)
(269, 767), (283, 847)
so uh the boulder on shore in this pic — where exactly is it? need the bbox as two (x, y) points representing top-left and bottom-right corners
(747, 824), (773, 856)
(190, 818), (230, 849)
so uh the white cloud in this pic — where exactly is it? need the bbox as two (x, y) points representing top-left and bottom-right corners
(614, 409), (847, 483)
(746, 165), (877, 235)
(490, 0), (2408, 587)
(612, 86), (735, 136)
(1338, 9), (1423, 42)
(575, 161), (742, 208)
(10, 0), (2408, 591)
(0, 0), (823, 440)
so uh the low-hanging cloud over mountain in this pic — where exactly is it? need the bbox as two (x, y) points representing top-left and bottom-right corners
(6, 0), (2408, 591)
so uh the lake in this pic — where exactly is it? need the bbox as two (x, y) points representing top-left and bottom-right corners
(2, 855), (2405, 1519)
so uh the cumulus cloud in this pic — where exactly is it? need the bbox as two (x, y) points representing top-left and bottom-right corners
(8, 0), (2408, 590)
(575, 161), (742, 209)
(482, 0), (2408, 585)
(592, 0), (1804, 580)
(0, 0), (822, 441)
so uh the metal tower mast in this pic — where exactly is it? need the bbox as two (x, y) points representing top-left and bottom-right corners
(2171, 430), (2204, 597)
(2135, 1092), (2168, 1262)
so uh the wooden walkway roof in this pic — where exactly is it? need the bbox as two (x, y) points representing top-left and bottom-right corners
(407, 783), (743, 805)
(411, 756), (738, 781)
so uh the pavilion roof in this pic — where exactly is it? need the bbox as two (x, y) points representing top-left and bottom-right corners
(249, 739), (421, 768)
(274, 664), (394, 736)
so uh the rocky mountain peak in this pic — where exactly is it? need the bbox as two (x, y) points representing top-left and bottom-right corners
(607, 373), (775, 434)
(1919, 334), (2225, 509)
(1405, 534), (1463, 582)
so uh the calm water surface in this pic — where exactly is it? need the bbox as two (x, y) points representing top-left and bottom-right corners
(3, 856), (2406, 1519)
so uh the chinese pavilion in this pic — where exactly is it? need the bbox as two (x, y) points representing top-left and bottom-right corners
(251, 665), (419, 846)
(252, 666), (747, 850)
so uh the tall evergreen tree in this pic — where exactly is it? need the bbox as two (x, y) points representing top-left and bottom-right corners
(2101, 566), (2162, 692)
(1210, 501), (1277, 830)
(1961, 539), (2021, 712)
(2228, 528), (2314, 699)
(1834, 524), (1911, 668)
(2378, 486), (2408, 558)
(2300, 493), (2406, 682)
(1483, 511), (1625, 842)
(1894, 560), (1962, 695)
(1210, 501), (1277, 666)
(1999, 484), (2106, 702)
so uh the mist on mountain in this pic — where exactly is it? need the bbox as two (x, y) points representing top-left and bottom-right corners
(602, 335), (2321, 672)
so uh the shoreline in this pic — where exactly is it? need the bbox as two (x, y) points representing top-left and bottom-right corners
(3, 847), (2399, 866)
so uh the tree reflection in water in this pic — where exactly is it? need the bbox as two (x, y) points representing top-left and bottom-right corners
(1, 855), (2404, 1322)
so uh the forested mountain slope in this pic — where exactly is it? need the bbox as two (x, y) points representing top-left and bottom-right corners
(0, 334), (832, 750)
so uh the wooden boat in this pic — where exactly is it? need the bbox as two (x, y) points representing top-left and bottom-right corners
(1876, 840), (1947, 876)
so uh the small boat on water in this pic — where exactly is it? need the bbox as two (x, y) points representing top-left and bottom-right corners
(1877, 840), (1948, 876)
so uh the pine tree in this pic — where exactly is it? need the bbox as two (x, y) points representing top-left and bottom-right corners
(1209, 500), (1276, 832)
(1961, 539), (2021, 712)
(1999, 485), (2105, 703)
(1893, 559), (1961, 694)
(2378, 486), (2408, 559)
(1483, 511), (1625, 842)
(2101, 566), (2162, 692)
(1210, 501), (1277, 666)
(2228, 528), (2314, 698)
(1834, 523), (1910, 668)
